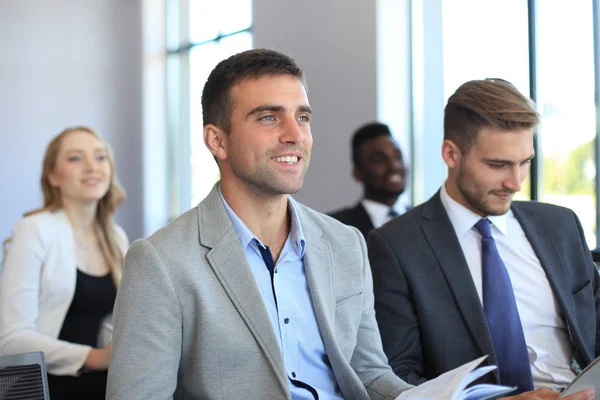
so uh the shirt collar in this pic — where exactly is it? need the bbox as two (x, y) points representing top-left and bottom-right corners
(218, 185), (306, 257)
(362, 198), (406, 215)
(439, 182), (509, 237)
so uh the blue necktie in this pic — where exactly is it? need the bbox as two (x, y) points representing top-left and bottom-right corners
(475, 219), (534, 394)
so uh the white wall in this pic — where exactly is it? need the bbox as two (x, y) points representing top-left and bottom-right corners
(253, 0), (380, 212)
(0, 0), (144, 242)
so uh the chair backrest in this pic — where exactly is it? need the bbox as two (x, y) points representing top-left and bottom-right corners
(592, 250), (600, 271)
(0, 352), (49, 400)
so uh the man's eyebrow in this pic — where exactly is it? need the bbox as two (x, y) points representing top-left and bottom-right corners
(246, 105), (284, 119)
(482, 154), (535, 164)
(246, 104), (313, 119)
(298, 105), (313, 114)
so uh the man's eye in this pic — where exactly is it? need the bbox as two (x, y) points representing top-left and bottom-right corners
(298, 115), (310, 122)
(488, 163), (504, 169)
(68, 156), (81, 162)
(260, 115), (275, 121)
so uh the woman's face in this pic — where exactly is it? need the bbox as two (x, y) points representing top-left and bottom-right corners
(48, 130), (112, 207)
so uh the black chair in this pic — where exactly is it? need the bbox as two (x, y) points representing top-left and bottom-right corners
(0, 351), (50, 400)
(592, 250), (600, 271)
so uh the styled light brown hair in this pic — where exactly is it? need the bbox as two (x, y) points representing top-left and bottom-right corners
(444, 78), (540, 153)
(10, 126), (126, 284)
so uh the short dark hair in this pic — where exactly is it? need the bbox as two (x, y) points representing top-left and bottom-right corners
(201, 49), (306, 133)
(351, 122), (392, 168)
(444, 78), (540, 153)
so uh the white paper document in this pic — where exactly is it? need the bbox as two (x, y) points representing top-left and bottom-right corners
(559, 356), (600, 398)
(395, 356), (515, 400)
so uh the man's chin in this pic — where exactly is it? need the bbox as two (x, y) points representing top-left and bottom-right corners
(485, 202), (512, 216)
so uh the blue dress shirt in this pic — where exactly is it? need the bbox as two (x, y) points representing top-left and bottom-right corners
(220, 191), (343, 400)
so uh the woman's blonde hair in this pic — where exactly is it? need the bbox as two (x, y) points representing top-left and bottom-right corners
(9, 126), (126, 284)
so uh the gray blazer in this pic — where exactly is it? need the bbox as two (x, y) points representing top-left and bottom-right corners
(369, 191), (600, 385)
(107, 184), (412, 399)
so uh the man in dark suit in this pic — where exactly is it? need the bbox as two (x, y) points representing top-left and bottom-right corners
(369, 79), (598, 400)
(330, 122), (408, 238)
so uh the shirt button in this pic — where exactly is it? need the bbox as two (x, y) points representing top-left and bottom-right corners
(284, 318), (289, 324)
(292, 372), (296, 378)
(274, 268), (278, 273)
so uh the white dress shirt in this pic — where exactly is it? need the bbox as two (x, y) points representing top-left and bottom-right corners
(440, 184), (576, 391)
(362, 198), (408, 229)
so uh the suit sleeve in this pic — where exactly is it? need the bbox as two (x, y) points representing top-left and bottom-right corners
(368, 229), (427, 385)
(107, 239), (182, 400)
(347, 228), (413, 399)
(571, 210), (600, 358)
(0, 217), (90, 375)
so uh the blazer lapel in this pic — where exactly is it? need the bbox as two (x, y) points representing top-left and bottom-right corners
(299, 207), (335, 341)
(421, 193), (499, 374)
(511, 204), (585, 361)
(298, 206), (364, 399)
(197, 184), (289, 394)
(353, 203), (375, 236)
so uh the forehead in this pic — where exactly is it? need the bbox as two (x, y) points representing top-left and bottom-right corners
(359, 135), (401, 155)
(59, 130), (105, 151)
(469, 127), (534, 158)
(230, 74), (309, 109)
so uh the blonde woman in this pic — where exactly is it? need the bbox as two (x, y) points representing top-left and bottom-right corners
(0, 126), (128, 399)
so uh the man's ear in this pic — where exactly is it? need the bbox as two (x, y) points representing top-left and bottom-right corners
(204, 124), (228, 161)
(352, 167), (364, 183)
(441, 140), (462, 169)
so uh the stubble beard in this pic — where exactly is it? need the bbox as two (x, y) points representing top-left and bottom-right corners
(231, 158), (308, 196)
(456, 168), (510, 217)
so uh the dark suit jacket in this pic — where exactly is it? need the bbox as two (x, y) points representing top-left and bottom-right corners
(368, 191), (600, 385)
(330, 202), (375, 238)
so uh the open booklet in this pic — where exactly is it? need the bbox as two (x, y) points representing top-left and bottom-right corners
(559, 355), (600, 398)
(395, 356), (516, 400)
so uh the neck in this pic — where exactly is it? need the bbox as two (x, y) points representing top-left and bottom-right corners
(62, 200), (99, 233)
(364, 192), (399, 207)
(220, 181), (291, 250)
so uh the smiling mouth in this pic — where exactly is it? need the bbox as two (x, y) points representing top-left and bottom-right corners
(272, 156), (299, 164)
(82, 178), (103, 185)
(387, 174), (403, 184)
(493, 192), (514, 199)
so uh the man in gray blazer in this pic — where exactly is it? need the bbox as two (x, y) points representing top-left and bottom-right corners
(369, 79), (598, 400)
(107, 49), (412, 399)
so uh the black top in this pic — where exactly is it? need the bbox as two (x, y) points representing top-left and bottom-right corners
(47, 269), (116, 400)
(58, 269), (116, 347)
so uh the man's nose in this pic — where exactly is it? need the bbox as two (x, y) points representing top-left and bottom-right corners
(279, 116), (303, 144)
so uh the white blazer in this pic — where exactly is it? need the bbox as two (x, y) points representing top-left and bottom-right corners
(0, 209), (128, 376)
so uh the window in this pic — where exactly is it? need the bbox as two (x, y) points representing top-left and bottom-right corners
(166, 0), (253, 217)
(534, 0), (596, 247)
(437, 0), (599, 248)
(442, 0), (531, 199)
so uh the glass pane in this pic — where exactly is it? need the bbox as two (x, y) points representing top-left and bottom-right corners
(442, 0), (530, 199)
(535, 0), (596, 248)
(189, 42), (221, 206)
(166, 54), (183, 218)
(219, 31), (253, 57)
(190, 0), (220, 43)
(166, 0), (181, 50)
(220, 0), (253, 35)
(188, 33), (252, 206)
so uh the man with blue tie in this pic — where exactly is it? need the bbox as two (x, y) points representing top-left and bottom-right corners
(107, 49), (412, 399)
(369, 78), (598, 399)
